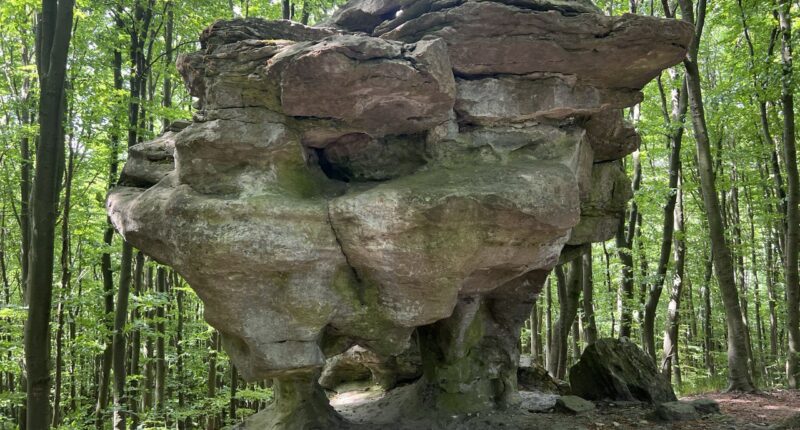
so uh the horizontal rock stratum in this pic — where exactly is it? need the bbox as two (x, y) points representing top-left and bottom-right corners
(108, 1), (692, 427)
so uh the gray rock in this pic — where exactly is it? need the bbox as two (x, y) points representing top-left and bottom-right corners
(555, 395), (596, 414)
(520, 391), (559, 412)
(517, 358), (564, 394)
(690, 398), (721, 415)
(108, 8), (689, 428)
(455, 75), (642, 125)
(651, 401), (700, 422)
(569, 338), (677, 403)
(379, 1), (694, 88)
(319, 344), (422, 391)
(568, 161), (632, 245)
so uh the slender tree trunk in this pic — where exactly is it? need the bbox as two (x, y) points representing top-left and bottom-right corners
(617, 152), (641, 339)
(530, 301), (540, 359)
(701, 254), (715, 375)
(53, 139), (75, 427)
(155, 267), (167, 415)
(544, 275), (553, 372)
(282, 0), (291, 19)
(644, 72), (687, 361)
(582, 248), (597, 345)
(175, 273), (186, 430)
(230, 365), (239, 423)
(571, 318), (581, 362)
(777, 0), (800, 388)
(548, 257), (583, 379)
(678, 0), (755, 391)
(731, 172), (757, 378)
(112, 243), (133, 430)
(662, 176), (685, 385)
(129, 252), (144, 428)
(206, 331), (219, 430)
(97, 42), (124, 430)
(25, 1), (75, 427)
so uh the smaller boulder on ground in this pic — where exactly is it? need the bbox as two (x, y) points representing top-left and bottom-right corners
(650, 398), (721, 422)
(568, 337), (677, 403)
(518, 356), (568, 394)
(556, 395), (596, 414)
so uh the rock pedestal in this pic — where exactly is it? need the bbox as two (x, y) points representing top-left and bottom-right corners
(107, 0), (692, 427)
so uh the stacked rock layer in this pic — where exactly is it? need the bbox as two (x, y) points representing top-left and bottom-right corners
(108, 0), (692, 427)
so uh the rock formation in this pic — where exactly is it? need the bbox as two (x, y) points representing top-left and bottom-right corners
(569, 337), (678, 403)
(107, 1), (692, 427)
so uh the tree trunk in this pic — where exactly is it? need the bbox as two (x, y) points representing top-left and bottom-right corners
(548, 257), (583, 379)
(53, 138), (75, 427)
(175, 273), (187, 430)
(97, 40), (124, 430)
(777, 0), (800, 388)
(644, 71), (687, 361)
(282, 0), (291, 19)
(701, 254), (715, 375)
(112, 243), (133, 430)
(678, 0), (755, 391)
(581, 248), (597, 345)
(544, 275), (553, 372)
(25, 1), (75, 428)
(662, 175), (685, 385)
(617, 152), (641, 339)
(129, 252), (144, 428)
(155, 267), (167, 415)
(206, 331), (219, 430)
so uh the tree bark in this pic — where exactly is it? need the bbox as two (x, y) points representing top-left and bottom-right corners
(662, 175), (685, 385)
(24, 1), (75, 428)
(617, 152), (641, 339)
(548, 257), (583, 379)
(644, 71), (687, 361)
(777, 0), (800, 388)
(53, 136), (75, 427)
(155, 267), (167, 415)
(112, 242), (133, 430)
(678, 0), (755, 391)
(581, 248), (597, 345)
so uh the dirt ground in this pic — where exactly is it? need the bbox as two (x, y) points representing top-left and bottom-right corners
(328, 386), (800, 429)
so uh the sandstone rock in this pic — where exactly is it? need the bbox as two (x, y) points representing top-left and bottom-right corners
(517, 357), (564, 394)
(569, 338), (677, 403)
(690, 398), (721, 415)
(319, 344), (422, 390)
(329, 0), (602, 34)
(520, 391), (559, 412)
(455, 75), (641, 125)
(281, 37), (455, 138)
(568, 161), (631, 245)
(556, 395), (596, 414)
(584, 110), (641, 162)
(118, 131), (176, 187)
(379, 2), (694, 89)
(652, 401), (700, 421)
(108, 8), (689, 428)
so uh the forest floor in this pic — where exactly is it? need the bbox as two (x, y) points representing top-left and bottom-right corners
(329, 386), (800, 429)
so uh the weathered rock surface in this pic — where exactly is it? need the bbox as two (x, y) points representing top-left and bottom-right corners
(108, 1), (689, 427)
(556, 395), (596, 414)
(319, 345), (422, 390)
(650, 399), (720, 422)
(377, 2), (693, 88)
(517, 356), (564, 394)
(569, 338), (678, 403)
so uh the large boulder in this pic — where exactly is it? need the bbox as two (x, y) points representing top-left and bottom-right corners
(108, 2), (691, 427)
(569, 338), (678, 403)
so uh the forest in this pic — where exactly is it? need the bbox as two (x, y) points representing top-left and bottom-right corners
(0, 0), (799, 429)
